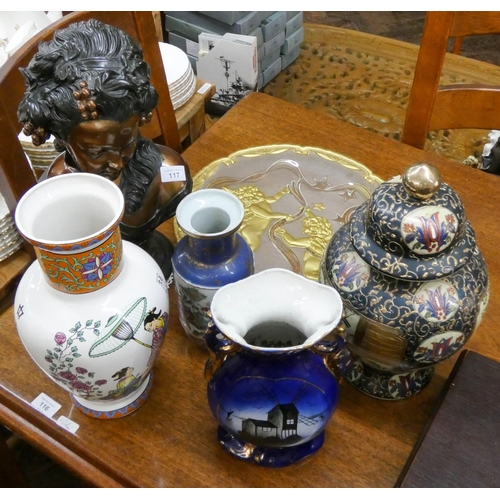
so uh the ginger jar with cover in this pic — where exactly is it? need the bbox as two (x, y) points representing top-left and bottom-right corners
(320, 164), (489, 399)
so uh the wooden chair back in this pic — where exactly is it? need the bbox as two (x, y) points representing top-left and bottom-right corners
(401, 12), (500, 149)
(451, 11), (500, 54)
(0, 11), (180, 215)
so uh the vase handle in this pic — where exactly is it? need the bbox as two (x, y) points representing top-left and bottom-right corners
(311, 323), (347, 379)
(204, 320), (239, 381)
(205, 321), (237, 352)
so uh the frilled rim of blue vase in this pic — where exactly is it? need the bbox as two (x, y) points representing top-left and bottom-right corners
(210, 268), (343, 354)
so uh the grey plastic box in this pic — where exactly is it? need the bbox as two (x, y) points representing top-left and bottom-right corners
(258, 44), (265, 61)
(249, 26), (263, 47)
(262, 30), (285, 57)
(164, 11), (260, 36)
(199, 12), (250, 25)
(233, 11), (261, 35)
(187, 53), (198, 74)
(281, 44), (300, 70)
(164, 14), (218, 42)
(261, 11), (286, 41)
(262, 57), (282, 86)
(168, 31), (200, 57)
(259, 47), (280, 73)
(285, 11), (301, 21)
(285, 12), (303, 37)
(281, 26), (304, 55)
(258, 11), (276, 23)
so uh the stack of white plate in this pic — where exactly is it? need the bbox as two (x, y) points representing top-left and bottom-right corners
(18, 132), (59, 178)
(159, 42), (196, 110)
(0, 193), (23, 261)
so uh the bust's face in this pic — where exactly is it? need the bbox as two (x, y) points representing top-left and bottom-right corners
(64, 114), (140, 181)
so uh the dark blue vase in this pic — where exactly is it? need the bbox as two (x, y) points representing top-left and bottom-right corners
(172, 189), (254, 343)
(205, 269), (345, 467)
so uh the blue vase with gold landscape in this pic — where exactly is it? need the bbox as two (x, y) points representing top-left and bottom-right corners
(204, 268), (344, 466)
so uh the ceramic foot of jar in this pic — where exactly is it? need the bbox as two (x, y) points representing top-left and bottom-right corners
(341, 350), (434, 400)
(217, 426), (325, 467)
(71, 374), (153, 419)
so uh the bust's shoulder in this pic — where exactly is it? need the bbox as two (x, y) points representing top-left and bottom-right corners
(156, 144), (188, 168)
(44, 152), (77, 179)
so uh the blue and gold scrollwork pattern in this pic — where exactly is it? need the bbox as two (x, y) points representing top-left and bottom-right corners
(323, 222), (488, 377)
(321, 171), (489, 399)
(350, 205), (477, 281)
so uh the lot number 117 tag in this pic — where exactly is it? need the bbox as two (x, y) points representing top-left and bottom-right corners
(160, 165), (186, 183)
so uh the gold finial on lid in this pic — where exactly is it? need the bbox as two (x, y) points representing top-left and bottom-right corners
(402, 163), (442, 200)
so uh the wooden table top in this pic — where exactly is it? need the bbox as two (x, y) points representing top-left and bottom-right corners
(1, 92), (499, 488)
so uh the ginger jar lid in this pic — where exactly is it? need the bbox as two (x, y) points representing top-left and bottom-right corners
(348, 163), (478, 280)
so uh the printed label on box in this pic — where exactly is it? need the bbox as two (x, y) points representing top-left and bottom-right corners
(197, 82), (212, 94)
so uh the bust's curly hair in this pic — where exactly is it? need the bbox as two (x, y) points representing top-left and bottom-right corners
(17, 19), (158, 146)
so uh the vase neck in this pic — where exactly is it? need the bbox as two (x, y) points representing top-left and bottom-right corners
(14, 172), (125, 294)
(34, 224), (124, 294)
(187, 232), (237, 263)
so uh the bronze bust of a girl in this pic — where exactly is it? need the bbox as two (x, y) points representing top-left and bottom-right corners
(17, 19), (192, 277)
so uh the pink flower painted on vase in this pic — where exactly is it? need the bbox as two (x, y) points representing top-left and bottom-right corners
(54, 332), (66, 344)
(71, 380), (92, 392)
(58, 370), (77, 382)
(44, 319), (108, 399)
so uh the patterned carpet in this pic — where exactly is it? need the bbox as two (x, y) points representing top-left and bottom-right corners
(263, 12), (500, 165)
(302, 11), (500, 65)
